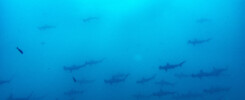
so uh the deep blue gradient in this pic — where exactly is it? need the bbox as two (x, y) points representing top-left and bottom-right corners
(0, 0), (245, 100)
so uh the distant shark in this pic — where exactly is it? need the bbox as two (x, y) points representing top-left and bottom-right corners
(7, 92), (33, 100)
(173, 92), (203, 100)
(64, 89), (84, 96)
(203, 87), (230, 94)
(159, 61), (186, 71)
(63, 65), (86, 72)
(72, 77), (95, 84)
(64, 58), (105, 72)
(84, 58), (105, 66)
(0, 79), (11, 85)
(104, 73), (129, 85)
(136, 74), (156, 84)
(38, 25), (55, 31)
(188, 38), (212, 46)
(191, 67), (228, 79)
(0, 76), (14, 85)
(83, 17), (99, 22)
(152, 89), (176, 98)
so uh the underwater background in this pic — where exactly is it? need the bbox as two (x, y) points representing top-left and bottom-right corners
(0, 0), (245, 100)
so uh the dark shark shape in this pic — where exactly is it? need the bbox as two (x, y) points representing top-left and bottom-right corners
(173, 92), (203, 100)
(152, 90), (176, 98)
(203, 87), (230, 94)
(64, 58), (105, 72)
(72, 77), (95, 84)
(83, 17), (99, 22)
(159, 61), (186, 71)
(155, 79), (175, 87)
(104, 73), (129, 85)
(38, 25), (55, 31)
(191, 67), (227, 79)
(0, 76), (14, 85)
(16, 47), (23, 54)
(188, 38), (212, 46)
(0, 79), (11, 85)
(7, 92), (33, 100)
(64, 89), (84, 96)
(136, 74), (156, 84)
(63, 65), (86, 72)
(84, 58), (105, 66)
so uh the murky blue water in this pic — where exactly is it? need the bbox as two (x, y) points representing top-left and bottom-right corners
(1, 0), (245, 100)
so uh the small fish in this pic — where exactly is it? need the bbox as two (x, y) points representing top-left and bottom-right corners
(16, 47), (23, 54)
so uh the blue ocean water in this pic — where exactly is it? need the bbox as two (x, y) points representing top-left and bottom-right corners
(0, 0), (245, 100)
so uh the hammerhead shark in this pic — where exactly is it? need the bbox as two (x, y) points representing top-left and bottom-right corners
(191, 67), (228, 79)
(63, 58), (105, 72)
(136, 74), (156, 84)
(104, 73), (129, 85)
(203, 87), (231, 94)
(7, 92), (33, 100)
(188, 38), (212, 46)
(0, 79), (12, 85)
(173, 92), (203, 100)
(0, 76), (14, 85)
(159, 61), (186, 71)
(64, 89), (84, 96)
(83, 17), (99, 22)
(63, 65), (86, 72)
(152, 89), (176, 98)
(38, 25), (55, 31)
(72, 77), (95, 84)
